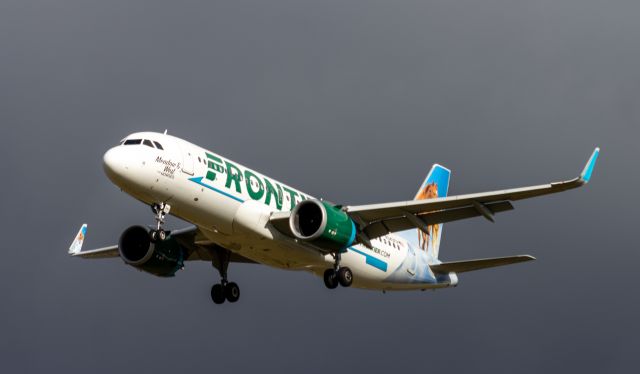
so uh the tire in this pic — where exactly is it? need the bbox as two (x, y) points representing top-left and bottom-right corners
(323, 269), (339, 289)
(158, 230), (167, 241)
(337, 267), (353, 287)
(150, 230), (158, 242)
(225, 282), (240, 303)
(211, 284), (225, 304)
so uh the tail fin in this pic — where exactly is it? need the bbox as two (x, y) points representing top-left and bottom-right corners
(414, 164), (450, 260)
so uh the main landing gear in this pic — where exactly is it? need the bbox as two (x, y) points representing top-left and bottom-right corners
(150, 203), (171, 242)
(210, 247), (240, 304)
(323, 252), (353, 289)
(210, 281), (240, 304)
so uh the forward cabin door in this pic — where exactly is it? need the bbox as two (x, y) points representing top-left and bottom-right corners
(177, 140), (194, 175)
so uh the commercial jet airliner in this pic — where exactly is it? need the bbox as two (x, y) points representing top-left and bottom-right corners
(69, 131), (599, 304)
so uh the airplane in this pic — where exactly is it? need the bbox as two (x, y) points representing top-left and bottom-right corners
(68, 131), (599, 304)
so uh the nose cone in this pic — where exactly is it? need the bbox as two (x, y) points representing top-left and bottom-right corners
(103, 147), (127, 183)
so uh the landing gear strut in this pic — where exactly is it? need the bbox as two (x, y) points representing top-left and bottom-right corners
(150, 203), (171, 242)
(210, 247), (241, 304)
(324, 252), (353, 289)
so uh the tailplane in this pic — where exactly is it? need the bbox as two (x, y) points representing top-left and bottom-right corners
(430, 255), (535, 274)
(414, 164), (450, 260)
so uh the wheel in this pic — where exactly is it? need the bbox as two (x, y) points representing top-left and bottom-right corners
(150, 229), (166, 242)
(337, 267), (353, 287)
(225, 282), (240, 303)
(210, 284), (225, 304)
(323, 269), (339, 289)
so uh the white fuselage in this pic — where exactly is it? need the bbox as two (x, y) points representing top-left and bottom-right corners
(103, 132), (457, 291)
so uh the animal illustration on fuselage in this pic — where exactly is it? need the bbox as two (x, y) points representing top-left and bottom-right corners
(415, 182), (439, 254)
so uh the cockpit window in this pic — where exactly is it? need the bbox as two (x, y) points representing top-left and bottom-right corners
(153, 141), (164, 150)
(143, 139), (154, 148)
(124, 139), (142, 145)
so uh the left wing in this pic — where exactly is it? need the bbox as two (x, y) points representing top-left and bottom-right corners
(68, 224), (119, 258)
(68, 224), (255, 263)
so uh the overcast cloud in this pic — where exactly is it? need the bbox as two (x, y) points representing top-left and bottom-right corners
(0, 1), (638, 373)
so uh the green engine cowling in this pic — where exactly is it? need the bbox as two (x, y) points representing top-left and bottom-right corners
(118, 226), (184, 277)
(289, 199), (356, 252)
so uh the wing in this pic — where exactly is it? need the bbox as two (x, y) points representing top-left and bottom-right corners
(68, 224), (256, 263)
(68, 224), (119, 258)
(270, 147), (599, 243)
(345, 147), (599, 241)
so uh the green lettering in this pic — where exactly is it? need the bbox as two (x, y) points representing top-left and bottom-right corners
(205, 153), (224, 181)
(282, 186), (299, 210)
(244, 170), (265, 201)
(225, 161), (242, 193)
(263, 178), (283, 210)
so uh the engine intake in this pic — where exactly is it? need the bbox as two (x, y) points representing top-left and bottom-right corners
(289, 200), (356, 251)
(118, 225), (184, 277)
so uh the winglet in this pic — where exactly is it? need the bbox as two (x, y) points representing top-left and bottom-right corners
(68, 224), (88, 255)
(579, 147), (600, 184)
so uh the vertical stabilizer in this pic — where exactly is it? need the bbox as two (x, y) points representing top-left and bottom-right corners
(414, 164), (450, 260)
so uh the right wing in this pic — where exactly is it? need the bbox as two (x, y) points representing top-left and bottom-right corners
(269, 148), (599, 244)
(68, 224), (255, 263)
(344, 147), (599, 241)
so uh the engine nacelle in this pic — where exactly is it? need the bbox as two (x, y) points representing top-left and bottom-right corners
(289, 199), (356, 252)
(118, 226), (184, 277)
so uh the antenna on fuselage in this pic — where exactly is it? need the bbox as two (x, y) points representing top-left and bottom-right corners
(164, 129), (168, 135)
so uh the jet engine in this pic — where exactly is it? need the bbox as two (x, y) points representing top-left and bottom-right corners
(289, 199), (356, 252)
(118, 225), (184, 277)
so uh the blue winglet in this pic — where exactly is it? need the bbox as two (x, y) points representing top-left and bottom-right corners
(580, 147), (600, 183)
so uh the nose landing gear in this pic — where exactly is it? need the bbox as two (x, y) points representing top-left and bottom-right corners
(150, 203), (171, 242)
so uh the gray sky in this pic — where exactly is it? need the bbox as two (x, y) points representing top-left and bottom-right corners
(1, 1), (638, 373)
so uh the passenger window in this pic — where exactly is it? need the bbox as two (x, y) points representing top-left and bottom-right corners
(143, 139), (154, 148)
(153, 141), (164, 150)
(124, 139), (142, 145)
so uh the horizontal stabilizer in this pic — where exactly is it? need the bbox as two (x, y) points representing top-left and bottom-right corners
(430, 255), (535, 274)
